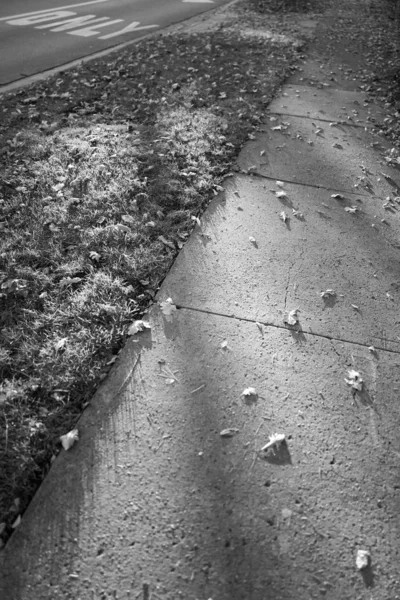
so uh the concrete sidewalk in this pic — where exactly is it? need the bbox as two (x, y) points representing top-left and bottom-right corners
(1, 3), (400, 600)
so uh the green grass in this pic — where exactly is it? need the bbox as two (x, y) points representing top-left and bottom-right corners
(0, 2), (309, 545)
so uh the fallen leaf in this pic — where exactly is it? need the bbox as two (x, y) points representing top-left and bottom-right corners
(191, 215), (201, 226)
(356, 549), (370, 571)
(331, 193), (344, 199)
(276, 181), (285, 187)
(292, 209), (304, 218)
(320, 289), (336, 299)
(276, 190), (288, 198)
(249, 236), (257, 244)
(220, 340), (228, 349)
(220, 428), (239, 438)
(260, 150), (266, 156)
(345, 370), (363, 392)
(280, 211), (288, 222)
(286, 309), (299, 325)
(60, 428), (79, 450)
(261, 433), (286, 452)
(351, 304), (359, 311)
(160, 298), (177, 316)
(241, 387), (257, 397)
(128, 320), (151, 335)
(158, 235), (175, 249)
(165, 378), (175, 385)
(332, 143), (343, 149)
(11, 515), (21, 529)
(344, 206), (359, 213)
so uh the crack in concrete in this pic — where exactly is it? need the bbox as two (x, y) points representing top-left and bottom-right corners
(176, 304), (400, 356)
(283, 263), (293, 312)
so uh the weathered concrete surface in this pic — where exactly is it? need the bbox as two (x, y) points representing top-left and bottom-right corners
(268, 85), (386, 125)
(163, 175), (400, 351)
(2, 2), (400, 599)
(237, 116), (400, 195)
(1, 308), (400, 599)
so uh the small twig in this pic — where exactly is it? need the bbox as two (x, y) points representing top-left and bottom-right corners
(190, 384), (205, 394)
(113, 354), (140, 399)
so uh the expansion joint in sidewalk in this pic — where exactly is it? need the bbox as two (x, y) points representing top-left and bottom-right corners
(267, 111), (369, 129)
(239, 171), (369, 198)
(177, 304), (400, 356)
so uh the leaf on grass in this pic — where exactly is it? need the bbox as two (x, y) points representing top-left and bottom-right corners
(276, 190), (288, 198)
(344, 206), (359, 214)
(280, 211), (288, 222)
(220, 428), (239, 438)
(55, 338), (68, 351)
(191, 215), (201, 226)
(128, 320), (151, 336)
(116, 224), (131, 233)
(345, 370), (363, 391)
(60, 428), (79, 450)
(320, 289), (336, 299)
(261, 433), (285, 452)
(121, 214), (135, 224)
(286, 309), (299, 325)
(241, 387), (257, 397)
(89, 251), (101, 262)
(11, 515), (21, 529)
(158, 235), (175, 249)
(160, 298), (177, 316)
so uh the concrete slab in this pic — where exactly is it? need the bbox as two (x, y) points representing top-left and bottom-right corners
(163, 176), (400, 351)
(237, 116), (400, 194)
(2, 307), (400, 599)
(268, 85), (386, 126)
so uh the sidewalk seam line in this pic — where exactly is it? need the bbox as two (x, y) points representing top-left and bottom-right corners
(237, 172), (370, 197)
(267, 112), (374, 128)
(176, 305), (400, 356)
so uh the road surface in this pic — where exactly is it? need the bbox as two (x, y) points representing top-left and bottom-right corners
(0, 0), (228, 86)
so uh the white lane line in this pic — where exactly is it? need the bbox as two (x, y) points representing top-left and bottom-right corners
(0, 0), (109, 22)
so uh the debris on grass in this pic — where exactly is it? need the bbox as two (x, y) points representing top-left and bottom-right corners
(356, 549), (370, 571)
(60, 428), (79, 451)
(345, 370), (363, 392)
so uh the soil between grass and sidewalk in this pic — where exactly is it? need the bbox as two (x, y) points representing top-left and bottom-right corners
(0, 0), (399, 555)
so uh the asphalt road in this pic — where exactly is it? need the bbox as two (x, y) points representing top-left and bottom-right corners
(0, 0), (228, 86)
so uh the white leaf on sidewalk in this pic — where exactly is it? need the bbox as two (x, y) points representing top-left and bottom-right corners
(128, 320), (151, 336)
(356, 549), (370, 570)
(60, 428), (79, 451)
(261, 433), (286, 452)
(345, 206), (359, 214)
(160, 298), (177, 316)
(345, 370), (363, 391)
(320, 289), (336, 299)
(276, 190), (288, 198)
(220, 428), (239, 438)
(241, 387), (257, 397)
(280, 211), (288, 222)
(286, 309), (299, 325)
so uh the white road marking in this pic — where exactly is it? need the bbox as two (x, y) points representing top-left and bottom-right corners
(67, 19), (123, 37)
(99, 21), (159, 39)
(0, 0), (109, 22)
(36, 14), (111, 31)
(7, 11), (76, 26)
